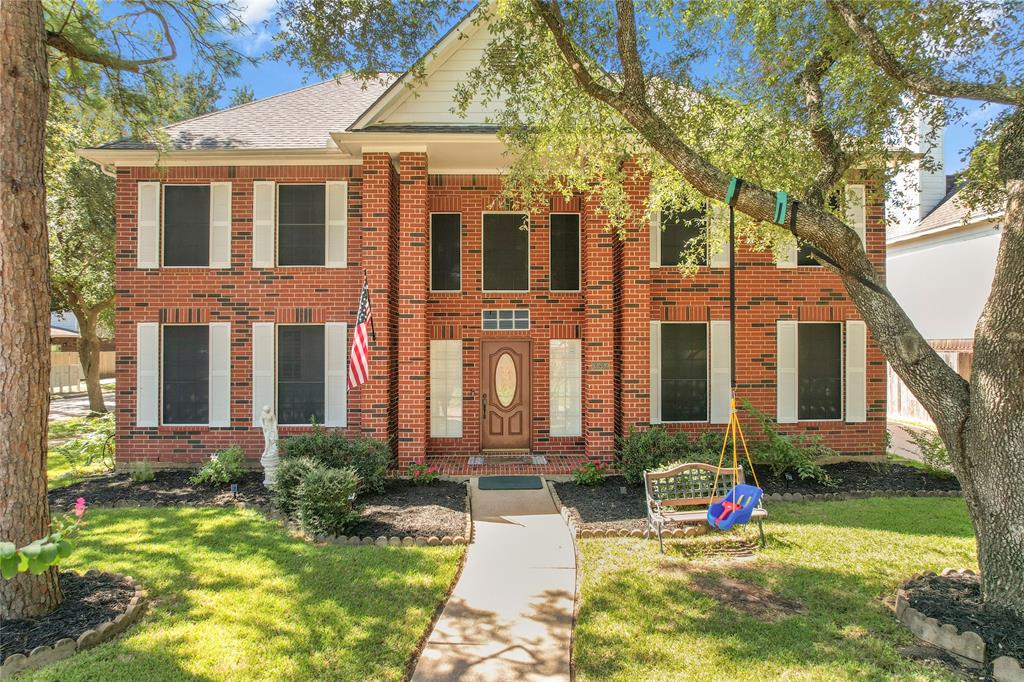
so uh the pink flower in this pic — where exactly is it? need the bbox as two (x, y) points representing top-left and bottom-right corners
(74, 497), (86, 519)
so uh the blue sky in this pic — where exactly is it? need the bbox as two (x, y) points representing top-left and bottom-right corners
(195, 0), (994, 174)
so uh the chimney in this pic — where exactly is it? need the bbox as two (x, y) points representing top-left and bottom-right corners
(888, 111), (946, 237)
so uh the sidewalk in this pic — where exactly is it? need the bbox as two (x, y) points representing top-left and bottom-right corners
(412, 479), (576, 682)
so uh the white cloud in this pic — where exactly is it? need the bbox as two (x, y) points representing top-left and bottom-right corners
(238, 0), (278, 25)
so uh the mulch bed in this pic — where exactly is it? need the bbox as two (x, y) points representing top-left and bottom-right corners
(760, 462), (961, 495)
(0, 571), (133, 659)
(555, 463), (959, 533)
(49, 470), (272, 511)
(350, 480), (466, 538)
(903, 572), (1024, 662)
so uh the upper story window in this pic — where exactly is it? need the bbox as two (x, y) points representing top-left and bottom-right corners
(798, 322), (842, 420)
(278, 185), (326, 266)
(277, 324), (326, 425)
(483, 213), (529, 291)
(162, 325), (209, 424)
(431, 213), (461, 291)
(164, 186), (211, 266)
(549, 214), (580, 291)
(660, 207), (707, 267)
(660, 322), (708, 422)
(797, 243), (820, 266)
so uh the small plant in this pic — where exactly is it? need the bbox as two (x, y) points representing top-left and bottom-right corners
(281, 425), (391, 493)
(1, 498), (86, 579)
(189, 445), (245, 486)
(572, 461), (606, 486)
(296, 466), (361, 536)
(903, 426), (955, 479)
(52, 413), (115, 476)
(408, 462), (439, 485)
(616, 427), (690, 485)
(272, 456), (320, 516)
(129, 461), (156, 483)
(744, 402), (835, 486)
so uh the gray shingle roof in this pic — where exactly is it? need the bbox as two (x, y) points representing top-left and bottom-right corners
(914, 184), (995, 233)
(99, 75), (395, 151)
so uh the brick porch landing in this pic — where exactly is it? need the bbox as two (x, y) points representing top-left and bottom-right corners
(424, 454), (590, 476)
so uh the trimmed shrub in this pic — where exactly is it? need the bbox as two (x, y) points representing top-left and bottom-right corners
(296, 466), (361, 536)
(280, 426), (391, 493)
(744, 402), (835, 485)
(189, 445), (244, 486)
(272, 456), (320, 516)
(616, 427), (690, 485)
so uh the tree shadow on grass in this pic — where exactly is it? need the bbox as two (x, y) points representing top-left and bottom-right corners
(28, 507), (462, 682)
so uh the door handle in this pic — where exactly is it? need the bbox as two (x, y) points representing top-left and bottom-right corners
(482, 394), (488, 420)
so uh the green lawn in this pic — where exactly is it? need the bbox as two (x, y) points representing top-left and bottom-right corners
(47, 416), (113, 489)
(23, 507), (463, 682)
(575, 497), (976, 681)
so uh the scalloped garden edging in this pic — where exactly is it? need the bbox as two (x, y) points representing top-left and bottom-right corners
(0, 571), (147, 679)
(894, 568), (1024, 682)
(764, 488), (962, 503)
(547, 481), (707, 540)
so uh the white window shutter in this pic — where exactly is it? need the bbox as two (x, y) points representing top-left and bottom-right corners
(708, 205), (731, 268)
(846, 185), (867, 246)
(845, 320), (867, 422)
(709, 321), (732, 423)
(649, 321), (662, 424)
(649, 211), (661, 267)
(209, 182), (232, 269)
(324, 322), (348, 427)
(252, 181), (275, 268)
(136, 322), (159, 426)
(776, 320), (798, 423)
(208, 323), (232, 427)
(776, 235), (798, 268)
(549, 340), (582, 437)
(430, 340), (464, 438)
(136, 182), (160, 269)
(251, 322), (275, 426)
(325, 181), (348, 268)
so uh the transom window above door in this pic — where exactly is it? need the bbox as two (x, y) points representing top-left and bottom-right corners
(278, 184), (326, 266)
(483, 213), (529, 291)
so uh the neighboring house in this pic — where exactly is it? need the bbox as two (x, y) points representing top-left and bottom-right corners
(885, 126), (1003, 424)
(80, 11), (887, 473)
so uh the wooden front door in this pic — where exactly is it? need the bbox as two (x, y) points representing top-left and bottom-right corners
(481, 339), (531, 450)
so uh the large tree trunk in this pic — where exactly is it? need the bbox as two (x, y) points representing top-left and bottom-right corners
(0, 0), (62, 618)
(74, 306), (108, 414)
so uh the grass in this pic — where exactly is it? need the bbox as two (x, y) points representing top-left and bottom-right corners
(21, 507), (463, 682)
(47, 416), (113, 489)
(574, 497), (977, 681)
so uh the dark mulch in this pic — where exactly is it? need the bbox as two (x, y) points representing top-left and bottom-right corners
(555, 463), (959, 532)
(904, 572), (1024, 662)
(760, 461), (961, 495)
(350, 480), (467, 538)
(0, 571), (134, 660)
(48, 470), (272, 512)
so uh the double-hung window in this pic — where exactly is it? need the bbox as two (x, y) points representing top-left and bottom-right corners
(483, 213), (529, 291)
(277, 325), (325, 425)
(660, 323), (708, 422)
(797, 323), (842, 420)
(549, 214), (580, 291)
(278, 185), (326, 266)
(660, 207), (707, 267)
(162, 325), (209, 424)
(164, 186), (211, 266)
(431, 213), (461, 291)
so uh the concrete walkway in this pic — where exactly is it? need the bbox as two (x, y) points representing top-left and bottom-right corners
(412, 479), (575, 682)
(49, 389), (115, 421)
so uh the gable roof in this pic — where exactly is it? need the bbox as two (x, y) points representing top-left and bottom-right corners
(909, 184), (1003, 236)
(99, 75), (394, 151)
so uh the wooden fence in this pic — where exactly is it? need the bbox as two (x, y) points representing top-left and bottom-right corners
(50, 351), (115, 394)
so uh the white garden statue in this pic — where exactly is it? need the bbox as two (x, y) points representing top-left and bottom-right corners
(260, 405), (280, 487)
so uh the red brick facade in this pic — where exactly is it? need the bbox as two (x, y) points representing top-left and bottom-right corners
(113, 155), (887, 471)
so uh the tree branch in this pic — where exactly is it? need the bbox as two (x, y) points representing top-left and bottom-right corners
(46, 5), (176, 72)
(800, 50), (851, 205)
(828, 0), (1022, 106)
(614, 0), (645, 101)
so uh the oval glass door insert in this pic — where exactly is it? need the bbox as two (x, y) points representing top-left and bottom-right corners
(494, 353), (517, 407)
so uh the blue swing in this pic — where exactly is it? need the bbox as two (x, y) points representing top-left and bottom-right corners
(706, 483), (764, 530)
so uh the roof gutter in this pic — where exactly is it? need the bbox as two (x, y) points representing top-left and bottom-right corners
(76, 146), (358, 168)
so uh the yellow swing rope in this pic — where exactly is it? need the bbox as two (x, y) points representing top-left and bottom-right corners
(709, 394), (761, 502)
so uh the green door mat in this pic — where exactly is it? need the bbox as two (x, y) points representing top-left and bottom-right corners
(478, 476), (544, 490)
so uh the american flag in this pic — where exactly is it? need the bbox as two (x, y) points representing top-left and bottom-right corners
(348, 271), (375, 389)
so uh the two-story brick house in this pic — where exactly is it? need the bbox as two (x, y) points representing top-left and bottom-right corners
(80, 13), (887, 474)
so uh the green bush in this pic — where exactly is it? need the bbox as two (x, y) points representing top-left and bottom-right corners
(744, 403), (835, 485)
(272, 456), (320, 516)
(52, 413), (115, 475)
(688, 431), (727, 465)
(571, 461), (606, 486)
(129, 461), (155, 483)
(616, 427), (690, 485)
(280, 425), (391, 493)
(902, 427), (955, 479)
(296, 466), (361, 536)
(189, 445), (245, 486)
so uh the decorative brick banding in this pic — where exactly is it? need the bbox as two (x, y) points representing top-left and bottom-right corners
(0, 572), (147, 678)
(894, 569), (1024, 682)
